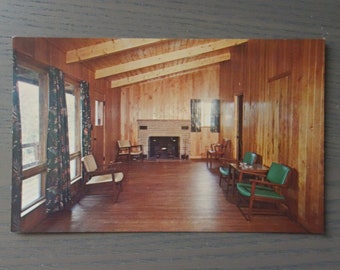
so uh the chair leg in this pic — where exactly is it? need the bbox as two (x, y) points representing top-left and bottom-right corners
(207, 152), (212, 168)
(248, 197), (254, 221)
(230, 176), (235, 194)
(114, 181), (122, 203)
(225, 176), (230, 193)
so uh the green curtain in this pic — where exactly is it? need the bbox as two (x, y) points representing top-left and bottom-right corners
(46, 67), (71, 213)
(190, 99), (201, 132)
(80, 81), (92, 156)
(11, 52), (22, 231)
(210, 99), (220, 132)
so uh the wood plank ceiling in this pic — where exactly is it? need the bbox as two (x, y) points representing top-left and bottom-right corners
(48, 38), (248, 88)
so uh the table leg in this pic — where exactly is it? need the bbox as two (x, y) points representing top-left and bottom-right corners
(206, 151), (211, 167)
(230, 166), (236, 194)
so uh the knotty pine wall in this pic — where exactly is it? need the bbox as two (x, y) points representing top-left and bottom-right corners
(118, 64), (221, 158)
(221, 40), (325, 233)
(13, 38), (91, 82)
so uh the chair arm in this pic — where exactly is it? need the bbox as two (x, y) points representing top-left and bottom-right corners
(247, 172), (267, 180)
(131, 144), (143, 149)
(109, 161), (128, 175)
(87, 167), (115, 178)
(219, 158), (237, 166)
(249, 179), (284, 188)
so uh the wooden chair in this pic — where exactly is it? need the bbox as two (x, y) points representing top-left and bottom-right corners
(236, 162), (291, 220)
(206, 139), (231, 168)
(219, 151), (257, 192)
(116, 140), (144, 161)
(82, 154), (124, 202)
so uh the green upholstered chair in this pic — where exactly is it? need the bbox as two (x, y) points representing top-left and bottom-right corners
(236, 162), (291, 220)
(219, 151), (257, 190)
(242, 152), (257, 165)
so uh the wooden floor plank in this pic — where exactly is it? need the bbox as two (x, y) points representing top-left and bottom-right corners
(31, 160), (307, 233)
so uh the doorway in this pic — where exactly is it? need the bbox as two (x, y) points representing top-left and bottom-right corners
(234, 94), (243, 161)
(92, 91), (105, 165)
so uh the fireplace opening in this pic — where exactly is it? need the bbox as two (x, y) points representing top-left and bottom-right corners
(148, 136), (180, 159)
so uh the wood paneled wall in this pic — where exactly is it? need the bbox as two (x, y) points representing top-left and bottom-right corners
(239, 40), (324, 233)
(13, 38), (91, 82)
(119, 65), (221, 158)
(220, 43), (249, 158)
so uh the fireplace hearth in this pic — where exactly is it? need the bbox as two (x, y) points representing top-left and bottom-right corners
(149, 136), (179, 159)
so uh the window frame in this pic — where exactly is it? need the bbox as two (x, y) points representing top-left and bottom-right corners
(17, 63), (49, 212)
(65, 79), (82, 183)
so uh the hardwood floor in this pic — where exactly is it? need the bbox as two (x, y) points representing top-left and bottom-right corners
(31, 159), (307, 233)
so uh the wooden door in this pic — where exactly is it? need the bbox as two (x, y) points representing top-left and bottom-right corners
(92, 91), (105, 166)
(234, 94), (243, 161)
(266, 75), (292, 164)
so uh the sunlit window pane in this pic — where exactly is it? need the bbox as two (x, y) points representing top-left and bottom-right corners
(21, 174), (42, 209)
(66, 92), (76, 153)
(70, 159), (76, 180)
(18, 81), (41, 169)
(202, 101), (212, 127)
(66, 84), (81, 182)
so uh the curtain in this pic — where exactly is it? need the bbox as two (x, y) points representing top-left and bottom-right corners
(80, 81), (92, 156)
(190, 99), (201, 132)
(46, 67), (71, 213)
(210, 99), (220, 132)
(11, 52), (22, 231)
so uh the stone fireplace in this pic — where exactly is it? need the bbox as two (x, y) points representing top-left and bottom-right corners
(137, 119), (190, 159)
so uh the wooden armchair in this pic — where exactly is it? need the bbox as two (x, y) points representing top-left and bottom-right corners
(236, 162), (291, 220)
(116, 140), (144, 161)
(82, 154), (125, 202)
(206, 139), (231, 168)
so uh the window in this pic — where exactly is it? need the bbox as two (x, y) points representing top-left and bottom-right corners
(201, 100), (212, 128)
(18, 66), (48, 210)
(190, 99), (220, 132)
(17, 66), (82, 212)
(18, 81), (41, 169)
(65, 82), (81, 182)
(95, 100), (104, 126)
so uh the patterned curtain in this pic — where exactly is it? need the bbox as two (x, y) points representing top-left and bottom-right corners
(80, 81), (92, 156)
(190, 99), (201, 132)
(46, 67), (71, 213)
(11, 52), (22, 231)
(210, 99), (220, 132)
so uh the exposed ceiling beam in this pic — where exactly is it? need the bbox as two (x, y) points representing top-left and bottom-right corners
(96, 39), (247, 79)
(66, 38), (167, 63)
(111, 52), (231, 88)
